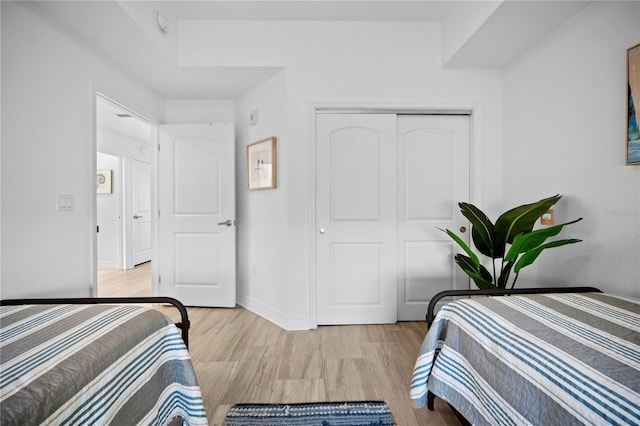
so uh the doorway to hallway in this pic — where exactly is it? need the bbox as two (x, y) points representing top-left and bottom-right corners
(95, 94), (154, 297)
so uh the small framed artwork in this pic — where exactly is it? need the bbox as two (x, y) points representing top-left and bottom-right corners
(627, 42), (640, 165)
(247, 137), (277, 190)
(96, 169), (112, 193)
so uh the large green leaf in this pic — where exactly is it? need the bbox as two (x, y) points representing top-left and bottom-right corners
(458, 202), (502, 258)
(497, 260), (514, 289)
(454, 254), (494, 289)
(439, 227), (480, 268)
(513, 238), (583, 273)
(495, 194), (562, 244)
(504, 218), (583, 262)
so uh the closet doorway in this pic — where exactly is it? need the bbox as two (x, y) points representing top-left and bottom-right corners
(315, 113), (471, 324)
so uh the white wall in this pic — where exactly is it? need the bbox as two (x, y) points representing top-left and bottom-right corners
(502, 1), (640, 296)
(97, 152), (122, 269)
(181, 20), (503, 328)
(164, 99), (235, 124)
(235, 70), (290, 327)
(0, 2), (164, 298)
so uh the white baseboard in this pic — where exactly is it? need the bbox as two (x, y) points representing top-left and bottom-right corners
(97, 262), (122, 269)
(237, 292), (311, 331)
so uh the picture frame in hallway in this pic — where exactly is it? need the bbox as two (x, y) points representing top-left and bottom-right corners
(247, 137), (277, 190)
(627, 42), (640, 165)
(96, 169), (112, 193)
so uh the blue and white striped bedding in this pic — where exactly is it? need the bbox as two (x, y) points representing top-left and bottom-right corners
(0, 304), (208, 425)
(411, 292), (640, 425)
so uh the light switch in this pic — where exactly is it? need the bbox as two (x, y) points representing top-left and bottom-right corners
(57, 194), (74, 211)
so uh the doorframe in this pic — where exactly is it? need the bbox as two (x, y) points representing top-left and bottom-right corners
(91, 88), (159, 297)
(308, 102), (484, 328)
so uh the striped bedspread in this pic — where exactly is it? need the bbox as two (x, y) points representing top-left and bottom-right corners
(0, 304), (208, 426)
(411, 292), (640, 425)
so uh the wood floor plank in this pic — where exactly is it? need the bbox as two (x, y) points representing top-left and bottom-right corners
(277, 332), (323, 380)
(363, 342), (414, 401)
(270, 378), (326, 403)
(193, 361), (238, 416)
(220, 344), (283, 404)
(323, 357), (380, 401)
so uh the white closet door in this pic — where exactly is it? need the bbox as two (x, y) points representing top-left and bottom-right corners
(396, 115), (470, 321)
(316, 113), (470, 324)
(316, 114), (397, 324)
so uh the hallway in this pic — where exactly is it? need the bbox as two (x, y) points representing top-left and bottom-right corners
(97, 262), (151, 297)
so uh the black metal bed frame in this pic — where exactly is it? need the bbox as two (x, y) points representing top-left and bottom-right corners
(424, 286), (603, 415)
(426, 286), (602, 327)
(0, 297), (191, 349)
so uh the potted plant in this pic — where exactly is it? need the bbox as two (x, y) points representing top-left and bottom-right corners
(441, 194), (582, 289)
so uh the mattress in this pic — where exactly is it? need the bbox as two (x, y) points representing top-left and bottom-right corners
(411, 292), (640, 425)
(0, 303), (208, 425)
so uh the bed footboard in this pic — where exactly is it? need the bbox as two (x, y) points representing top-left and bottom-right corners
(0, 296), (191, 348)
(426, 286), (602, 327)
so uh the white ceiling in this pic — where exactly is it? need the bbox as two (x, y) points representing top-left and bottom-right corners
(31, 0), (456, 101)
(30, 0), (591, 100)
(26, 0), (591, 139)
(97, 97), (153, 143)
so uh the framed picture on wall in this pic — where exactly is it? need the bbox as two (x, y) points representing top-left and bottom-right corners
(627, 42), (640, 165)
(247, 137), (277, 190)
(96, 169), (112, 193)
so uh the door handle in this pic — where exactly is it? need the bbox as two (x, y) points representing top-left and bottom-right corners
(133, 215), (143, 219)
(218, 219), (235, 227)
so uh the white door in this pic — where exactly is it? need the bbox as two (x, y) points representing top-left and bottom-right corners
(396, 115), (470, 320)
(316, 113), (470, 324)
(316, 114), (398, 324)
(132, 159), (151, 265)
(157, 123), (236, 307)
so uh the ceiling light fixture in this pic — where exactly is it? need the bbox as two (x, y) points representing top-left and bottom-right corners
(156, 12), (169, 34)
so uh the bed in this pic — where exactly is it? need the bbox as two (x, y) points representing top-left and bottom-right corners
(410, 287), (640, 425)
(0, 297), (208, 426)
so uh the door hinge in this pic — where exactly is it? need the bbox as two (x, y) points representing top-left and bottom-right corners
(96, 226), (99, 233)
(158, 143), (161, 152)
(158, 275), (161, 285)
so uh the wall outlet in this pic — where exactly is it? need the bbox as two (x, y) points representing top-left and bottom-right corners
(540, 208), (554, 225)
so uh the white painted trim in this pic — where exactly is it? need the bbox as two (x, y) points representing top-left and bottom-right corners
(307, 100), (483, 328)
(89, 83), (98, 296)
(149, 125), (159, 297)
(97, 262), (122, 269)
(307, 101), (319, 329)
(237, 292), (310, 331)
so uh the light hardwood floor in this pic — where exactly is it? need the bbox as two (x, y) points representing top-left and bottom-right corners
(97, 262), (152, 297)
(98, 264), (461, 426)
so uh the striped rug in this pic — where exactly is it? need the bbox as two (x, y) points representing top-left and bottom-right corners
(223, 401), (395, 426)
